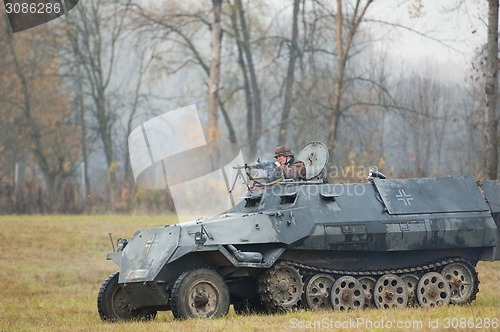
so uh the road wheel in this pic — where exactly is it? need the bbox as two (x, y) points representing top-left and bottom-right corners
(171, 268), (230, 319)
(358, 276), (376, 308)
(304, 274), (335, 310)
(374, 274), (408, 309)
(417, 272), (450, 307)
(330, 276), (365, 310)
(97, 272), (157, 321)
(401, 273), (420, 307)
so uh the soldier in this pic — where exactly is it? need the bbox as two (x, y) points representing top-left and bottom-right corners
(267, 145), (306, 183)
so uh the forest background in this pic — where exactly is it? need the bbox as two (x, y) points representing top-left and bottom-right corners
(0, 0), (499, 215)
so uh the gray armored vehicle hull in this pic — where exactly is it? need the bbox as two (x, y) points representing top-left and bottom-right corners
(98, 176), (500, 320)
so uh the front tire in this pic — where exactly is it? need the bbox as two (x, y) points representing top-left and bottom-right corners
(171, 268), (230, 319)
(97, 272), (157, 321)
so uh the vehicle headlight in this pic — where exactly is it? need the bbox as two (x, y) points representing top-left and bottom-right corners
(116, 238), (128, 251)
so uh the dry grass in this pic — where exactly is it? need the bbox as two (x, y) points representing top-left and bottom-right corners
(0, 215), (499, 331)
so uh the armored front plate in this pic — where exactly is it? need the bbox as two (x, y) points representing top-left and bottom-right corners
(119, 226), (181, 283)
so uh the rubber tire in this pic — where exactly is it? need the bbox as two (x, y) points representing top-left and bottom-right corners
(171, 268), (230, 319)
(97, 272), (157, 321)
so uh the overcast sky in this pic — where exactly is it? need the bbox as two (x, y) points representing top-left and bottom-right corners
(264, 0), (488, 82)
(367, 0), (487, 81)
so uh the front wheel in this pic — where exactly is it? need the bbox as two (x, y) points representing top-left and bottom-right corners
(171, 268), (230, 319)
(97, 272), (157, 321)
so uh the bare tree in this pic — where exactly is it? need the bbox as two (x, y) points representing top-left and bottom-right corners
(1, 17), (80, 211)
(133, 2), (238, 146)
(278, 0), (301, 145)
(231, 0), (262, 157)
(63, 0), (133, 209)
(486, 0), (499, 179)
(230, 0), (254, 153)
(327, 0), (374, 164)
(69, 35), (91, 206)
(207, 0), (223, 146)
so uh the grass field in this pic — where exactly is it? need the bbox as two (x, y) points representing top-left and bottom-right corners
(0, 215), (499, 331)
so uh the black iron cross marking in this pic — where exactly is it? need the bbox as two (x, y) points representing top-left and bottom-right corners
(396, 189), (413, 206)
(145, 234), (158, 253)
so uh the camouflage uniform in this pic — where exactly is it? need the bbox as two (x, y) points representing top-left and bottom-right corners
(267, 145), (306, 183)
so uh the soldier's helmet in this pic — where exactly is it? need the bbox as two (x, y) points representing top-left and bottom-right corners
(274, 145), (294, 158)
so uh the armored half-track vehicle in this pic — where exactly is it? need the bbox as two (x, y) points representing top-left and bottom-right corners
(97, 143), (500, 320)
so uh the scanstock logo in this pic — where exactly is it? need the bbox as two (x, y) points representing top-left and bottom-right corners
(4, 0), (79, 33)
(128, 105), (247, 222)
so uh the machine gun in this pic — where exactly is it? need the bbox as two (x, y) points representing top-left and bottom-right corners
(229, 160), (276, 193)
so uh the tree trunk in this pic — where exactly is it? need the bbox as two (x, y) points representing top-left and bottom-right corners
(278, 0), (301, 145)
(77, 63), (90, 204)
(231, 0), (253, 156)
(327, 0), (346, 161)
(236, 0), (261, 156)
(207, 0), (223, 148)
(124, 51), (147, 186)
(486, 0), (499, 180)
(94, 89), (116, 211)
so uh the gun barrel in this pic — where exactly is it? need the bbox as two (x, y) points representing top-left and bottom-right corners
(233, 161), (276, 170)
